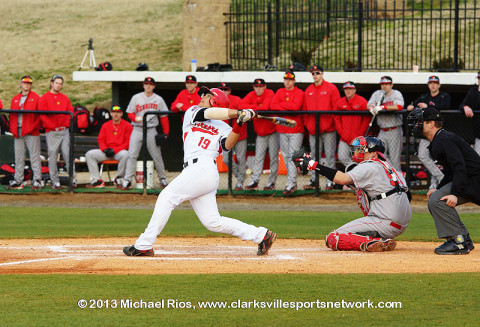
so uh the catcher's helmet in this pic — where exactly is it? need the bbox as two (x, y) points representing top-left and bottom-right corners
(198, 86), (229, 108)
(350, 136), (386, 163)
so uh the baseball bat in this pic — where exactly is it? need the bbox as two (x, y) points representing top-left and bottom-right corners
(364, 91), (386, 136)
(257, 115), (297, 128)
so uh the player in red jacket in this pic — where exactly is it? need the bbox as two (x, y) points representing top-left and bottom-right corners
(302, 65), (341, 190)
(85, 105), (133, 188)
(271, 71), (304, 195)
(238, 78), (278, 190)
(170, 75), (201, 113)
(39, 74), (76, 190)
(334, 81), (370, 167)
(218, 82), (248, 190)
(8, 76), (43, 190)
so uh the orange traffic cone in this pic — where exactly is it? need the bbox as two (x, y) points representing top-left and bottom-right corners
(278, 151), (288, 175)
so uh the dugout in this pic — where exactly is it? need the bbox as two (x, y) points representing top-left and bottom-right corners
(73, 71), (480, 171)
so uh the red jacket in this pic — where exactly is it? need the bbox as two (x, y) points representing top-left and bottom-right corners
(270, 87), (304, 134)
(303, 80), (340, 135)
(171, 88), (201, 113)
(223, 94), (247, 141)
(238, 89), (276, 136)
(39, 91), (74, 132)
(98, 119), (133, 154)
(9, 91), (41, 137)
(334, 94), (370, 144)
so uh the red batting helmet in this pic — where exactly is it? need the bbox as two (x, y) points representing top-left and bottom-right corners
(198, 86), (229, 108)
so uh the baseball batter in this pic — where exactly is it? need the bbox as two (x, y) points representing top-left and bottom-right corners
(123, 87), (277, 257)
(367, 76), (405, 171)
(293, 136), (412, 252)
(122, 77), (170, 190)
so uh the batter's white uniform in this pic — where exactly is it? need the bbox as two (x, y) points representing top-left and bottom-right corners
(124, 92), (169, 184)
(134, 105), (268, 250)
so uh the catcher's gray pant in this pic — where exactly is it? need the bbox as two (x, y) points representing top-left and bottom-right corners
(475, 138), (480, 156)
(308, 132), (336, 182)
(124, 127), (166, 183)
(378, 127), (403, 171)
(14, 134), (42, 183)
(279, 133), (304, 188)
(46, 129), (76, 185)
(417, 139), (444, 186)
(427, 182), (470, 238)
(85, 149), (129, 181)
(336, 216), (407, 240)
(134, 159), (268, 250)
(222, 139), (247, 186)
(249, 133), (279, 185)
(338, 140), (353, 167)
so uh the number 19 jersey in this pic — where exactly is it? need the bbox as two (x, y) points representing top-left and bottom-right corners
(182, 105), (232, 163)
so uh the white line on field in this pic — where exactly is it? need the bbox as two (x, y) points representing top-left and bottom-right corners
(0, 256), (77, 267)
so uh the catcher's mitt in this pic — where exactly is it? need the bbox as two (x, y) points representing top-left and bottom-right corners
(291, 148), (310, 175)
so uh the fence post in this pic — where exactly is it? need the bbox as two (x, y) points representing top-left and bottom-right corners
(454, 0), (460, 72)
(315, 112), (320, 197)
(326, 0), (331, 38)
(267, 3), (273, 66)
(357, 1), (363, 72)
(68, 118), (75, 193)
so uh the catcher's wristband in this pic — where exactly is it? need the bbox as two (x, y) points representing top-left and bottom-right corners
(315, 164), (338, 181)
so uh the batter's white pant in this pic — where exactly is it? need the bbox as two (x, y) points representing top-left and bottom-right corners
(134, 158), (268, 250)
(378, 127), (403, 172)
(124, 127), (166, 183)
(308, 132), (336, 182)
(249, 133), (279, 186)
(475, 138), (480, 156)
(336, 216), (407, 240)
(417, 138), (444, 186)
(14, 134), (42, 183)
(337, 140), (353, 168)
(222, 139), (247, 186)
(46, 129), (76, 185)
(279, 133), (304, 188)
(85, 149), (129, 181)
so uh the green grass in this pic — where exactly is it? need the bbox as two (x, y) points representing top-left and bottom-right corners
(0, 207), (479, 241)
(1, 273), (479, 326)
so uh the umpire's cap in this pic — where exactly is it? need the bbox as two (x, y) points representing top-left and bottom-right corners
(422, 108), (442, 121)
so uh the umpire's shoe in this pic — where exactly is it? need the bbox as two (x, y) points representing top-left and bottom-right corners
(123, 245), (155, 257)
(434, 235), (470, 255)
(257, 230), (277, 255)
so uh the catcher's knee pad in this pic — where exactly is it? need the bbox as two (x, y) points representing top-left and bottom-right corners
(326, 231), (383, 251)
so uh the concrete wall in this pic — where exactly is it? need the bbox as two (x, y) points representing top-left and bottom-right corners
(183, 0), (230, 72)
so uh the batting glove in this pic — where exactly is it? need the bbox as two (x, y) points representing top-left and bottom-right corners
(135, 116), (143, 123)
(237, 109), (257, 124)
(369, 105), (383, 115)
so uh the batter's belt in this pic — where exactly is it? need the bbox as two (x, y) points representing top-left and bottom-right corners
(183, 157), (216, 169)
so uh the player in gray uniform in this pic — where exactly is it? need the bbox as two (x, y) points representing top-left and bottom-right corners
(293, 136), (411, 252)
(367, 76), (405, 171)
(122, 77), (170, 190)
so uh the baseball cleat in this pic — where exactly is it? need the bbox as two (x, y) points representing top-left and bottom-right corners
(382, 239), (397, 251)
(365, 240), (386, 252)
(263, 183), (275, 190)
(245, 181), (259, 190)
(32, 180), (43, 190)
(52, 183), (63, 190)
(257, 230), (277, 255)
(234, 183), (243, 191)
(303, 181), (316, 190)
(86, 179), (105, 188)
(160, 178), (168, 189)
(114, 177), (123, 188)
(123, 245), (154, 257)
(121, 180), (132, 190)
(8, 181), (24, 190)
(282, 185), (296, 196)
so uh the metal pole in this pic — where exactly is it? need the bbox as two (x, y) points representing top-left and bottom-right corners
(68, 121), (74, 193)
(267, 3), (272, 66)
(357, 1), (363, 72)
(315, 112), (320, 197)
(453, 0), (460, 71)
(142, 114), (148, 196)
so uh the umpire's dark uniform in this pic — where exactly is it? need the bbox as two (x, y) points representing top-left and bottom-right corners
(427, 128), (480, 253)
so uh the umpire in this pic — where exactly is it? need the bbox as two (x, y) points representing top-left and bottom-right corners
(409, 107), (480, 255)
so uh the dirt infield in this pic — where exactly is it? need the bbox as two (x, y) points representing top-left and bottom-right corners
(1, 237), (478, 275)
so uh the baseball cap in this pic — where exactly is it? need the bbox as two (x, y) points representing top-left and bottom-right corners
(218, 82), (231, 90)
(284, 71), (295, 79)
(143, 77), (155, 84)
(111, 105), (122, 112)
(380, 76), (393, 84)
(185, 75), (197, 83)
(343, 81), (356, 89)
(428, 75), (440, 83)
(422, 108), (442, 121)
(309, 65), (323, 72)
(51, 74), (64, 82)
(253, 78), (266, 86)
(477, 71), (480, 78)
(21, 75), (33, 83)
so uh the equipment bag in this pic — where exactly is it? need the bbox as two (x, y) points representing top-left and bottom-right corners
(91, 107), (112, 133)
(73, 105), (91, 134)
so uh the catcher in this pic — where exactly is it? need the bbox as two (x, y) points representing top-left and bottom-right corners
(292, 136), (412, 252)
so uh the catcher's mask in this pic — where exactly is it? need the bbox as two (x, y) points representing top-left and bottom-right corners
(350, 136), (386, 163)
(198, 86), (229, 108)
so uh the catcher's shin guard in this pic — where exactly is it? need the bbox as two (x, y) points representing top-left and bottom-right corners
(325, 231), (385, 252)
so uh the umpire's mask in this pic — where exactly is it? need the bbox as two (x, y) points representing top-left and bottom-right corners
(407, 108), (425, 139)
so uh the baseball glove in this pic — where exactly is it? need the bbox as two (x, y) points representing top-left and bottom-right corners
(103, 148), (115, 158)
(155, 133), (168, 146)
(291, 148), (310, 175)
